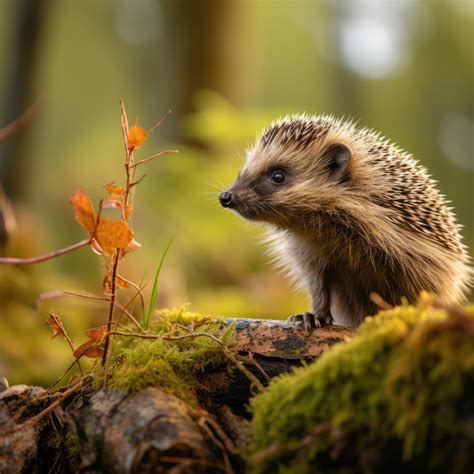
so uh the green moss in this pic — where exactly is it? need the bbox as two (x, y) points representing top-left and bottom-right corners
(64, 430), (81, 468)
(106, 307), (235, 404)
(248, 296), (474, 474)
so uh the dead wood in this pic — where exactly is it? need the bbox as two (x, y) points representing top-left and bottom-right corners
(0, 320), (353, 473)
(66, 387), (235, 474)
(0, 384), (63, 473)
(200, 319), (353, 415)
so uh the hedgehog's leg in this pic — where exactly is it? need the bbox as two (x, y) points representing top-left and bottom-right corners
(288, 269), (333, 331)
(310, 271), (333, 327)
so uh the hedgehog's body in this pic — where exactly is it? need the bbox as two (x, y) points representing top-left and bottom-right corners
(219, 115), (472, 327)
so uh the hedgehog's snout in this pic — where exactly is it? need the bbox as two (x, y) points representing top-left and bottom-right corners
(219, 190), (234, 208)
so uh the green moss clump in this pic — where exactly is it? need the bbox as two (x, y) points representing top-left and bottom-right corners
(248, 296), (474, 474)
(64, 430), (81, 468)
(106, 307), (235, 404)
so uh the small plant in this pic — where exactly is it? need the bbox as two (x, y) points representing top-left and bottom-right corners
(0, 100), (178, 378)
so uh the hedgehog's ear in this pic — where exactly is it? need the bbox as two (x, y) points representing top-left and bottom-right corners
(321, 143), (352, 181)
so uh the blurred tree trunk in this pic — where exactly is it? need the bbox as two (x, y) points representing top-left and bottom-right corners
(0, 0), (49, 201)
(156, 0), (253, 143)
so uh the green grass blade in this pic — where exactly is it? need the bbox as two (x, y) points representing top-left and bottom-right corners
(143, 236), (175, 329)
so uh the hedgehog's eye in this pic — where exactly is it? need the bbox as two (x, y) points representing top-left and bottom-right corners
(270, 170), (285, 185)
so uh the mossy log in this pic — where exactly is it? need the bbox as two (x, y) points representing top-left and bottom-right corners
(2, 304), (472, 473)
(205, 318), (353, 415)
(0, 318), (352, 473)
(248, 301), (474, 474)
(230, 318), (353, 359)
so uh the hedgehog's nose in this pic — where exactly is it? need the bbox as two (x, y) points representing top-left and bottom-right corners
(219, 191), (233, 208)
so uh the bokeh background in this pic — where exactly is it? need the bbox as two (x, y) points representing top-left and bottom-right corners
(0, 0), (472, 385)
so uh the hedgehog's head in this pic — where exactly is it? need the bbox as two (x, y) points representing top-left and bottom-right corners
(219, 115), (356, 229)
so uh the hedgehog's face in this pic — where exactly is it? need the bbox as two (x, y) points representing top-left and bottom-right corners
(219, 129), (352, 229)
(218, 165), (292, 223)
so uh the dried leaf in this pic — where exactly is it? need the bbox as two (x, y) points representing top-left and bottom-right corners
(104, 182), (125, 196)
(71, 190), (96, 234)
(102, 198), (124, 210)
(90, 238), (108, 257)
(95, 219), (134, 254)
(128, 126), (148, 149)
(47, 313), (63, 339)
(103, 254), (115, 293)
(124, 205), (133, 219)
(126, 238), (142, 252)
(103, 271), (113, 294)
(85, 325), (107, 343)
(104, 269), (129, 292)
(116, 274), (129, 289)
(73, 340), (103, 359)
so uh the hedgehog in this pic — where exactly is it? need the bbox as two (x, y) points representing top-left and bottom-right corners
(218, 115), (472, 329)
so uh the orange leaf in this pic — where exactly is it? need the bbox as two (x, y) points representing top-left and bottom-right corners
(128, 126), (148, 149)
(124, 205), (133, 219)
(85, 325), (107, 343)
(103, 272), (129, 292)
(73, 340), (103, 359)
(104, 182), (125, 196)
(95, 219), (134, 254)
(47, 313), (63, 339)
(71, 190), (96, 234)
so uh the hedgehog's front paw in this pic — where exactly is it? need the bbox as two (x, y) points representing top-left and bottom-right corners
(313, 312), (334, 328)
(287, 311), (332, 333)
(288, 312), (315, 332)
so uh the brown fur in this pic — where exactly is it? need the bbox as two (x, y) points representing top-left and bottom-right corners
(222, 115), (472, 327)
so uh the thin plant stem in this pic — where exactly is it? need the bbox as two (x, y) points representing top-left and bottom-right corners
(101, 249), (120, 369)
(117, 273), (146, 317)
(119, 99), (135, 215)
(0, 239), (90, 265)
(109, 283), (147, 356)
(36, 290), (143, 331)
(131, 149), (178, 168)
(16, 378), (85, 430)
(48, 312), (84, 376)
(0, 96), (44, 143)
(148, 110), (172, 133)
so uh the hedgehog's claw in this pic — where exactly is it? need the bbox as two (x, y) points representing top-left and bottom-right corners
(288, 312), (313, 332)
(287, 311), (331, 333)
